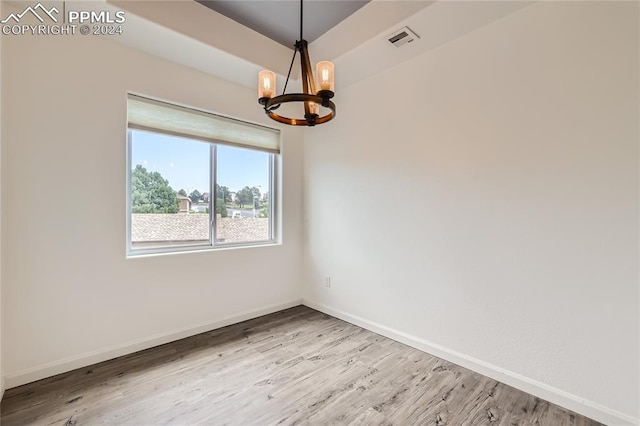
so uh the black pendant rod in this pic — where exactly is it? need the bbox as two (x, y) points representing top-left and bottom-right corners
(300, 0), (303, 41)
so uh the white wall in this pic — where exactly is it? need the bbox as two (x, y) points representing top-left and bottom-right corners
(303, 2), (638, 424)
(2, 25), (304, 385)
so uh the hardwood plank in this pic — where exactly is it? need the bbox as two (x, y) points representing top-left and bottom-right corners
(1, 306), (602, 426)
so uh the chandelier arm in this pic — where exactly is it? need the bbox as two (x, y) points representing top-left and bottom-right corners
(299, 42), (311, 116)
(282, 45), (298, 95)
(300, 42), (317, 95)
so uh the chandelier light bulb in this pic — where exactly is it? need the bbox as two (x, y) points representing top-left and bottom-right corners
(258, 70), (276, 99)
(316, 61), (335, 93)
(308, 101), (319, 116)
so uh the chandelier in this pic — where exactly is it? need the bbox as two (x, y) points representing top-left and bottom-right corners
(258, 0), (336, 126)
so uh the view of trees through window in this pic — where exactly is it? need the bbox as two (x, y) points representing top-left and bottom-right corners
(129, 129), (273, 251)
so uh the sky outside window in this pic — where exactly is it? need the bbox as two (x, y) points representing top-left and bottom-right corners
(130, 129), (270, 194)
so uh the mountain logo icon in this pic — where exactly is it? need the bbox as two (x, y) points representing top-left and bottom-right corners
(1, 3), (59, 24)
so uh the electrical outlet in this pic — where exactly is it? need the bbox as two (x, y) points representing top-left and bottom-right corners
(324, 277), (331, 288)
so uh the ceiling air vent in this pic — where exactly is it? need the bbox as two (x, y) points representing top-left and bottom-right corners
(387, 26), (420, 48)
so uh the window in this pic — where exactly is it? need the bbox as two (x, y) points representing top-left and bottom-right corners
(126, 94), (279, 256)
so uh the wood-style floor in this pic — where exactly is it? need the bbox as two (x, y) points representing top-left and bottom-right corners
(1, 306), (601, 425)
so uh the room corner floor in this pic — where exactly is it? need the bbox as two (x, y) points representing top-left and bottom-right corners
(1, 306), (601, 425)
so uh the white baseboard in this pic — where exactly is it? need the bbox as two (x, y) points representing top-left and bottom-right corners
(4, 299), (303, 390)
(302, 299), (638, 426)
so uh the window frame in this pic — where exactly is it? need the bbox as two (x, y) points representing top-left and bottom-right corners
(126, 127), (279, 258)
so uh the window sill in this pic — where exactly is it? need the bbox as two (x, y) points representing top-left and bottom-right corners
(126, 240), (281, 259)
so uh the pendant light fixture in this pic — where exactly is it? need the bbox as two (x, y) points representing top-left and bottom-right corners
(258, 0), (336, 126)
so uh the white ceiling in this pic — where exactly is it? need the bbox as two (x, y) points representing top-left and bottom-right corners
(104, 0), (533, 93)
(195, 1), (370, 47)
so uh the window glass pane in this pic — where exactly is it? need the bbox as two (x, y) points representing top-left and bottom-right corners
(130, 129), (210, 250)
(216, 145), (271, 244)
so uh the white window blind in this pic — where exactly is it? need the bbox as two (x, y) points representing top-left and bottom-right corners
(127, 94), (280, 154)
